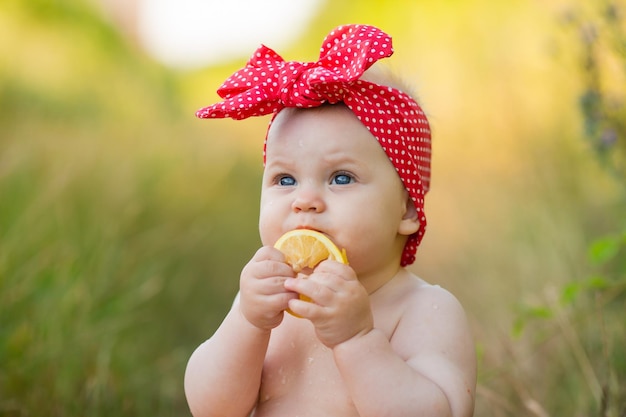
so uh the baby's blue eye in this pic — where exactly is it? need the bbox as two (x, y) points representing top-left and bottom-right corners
(332, 173), (353, 185)
(278, 175), (296, 186)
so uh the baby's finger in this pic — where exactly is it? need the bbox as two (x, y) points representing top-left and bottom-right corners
(252, 245), (291, 264)
(286, 295), (324, 319)
(284, 276), (335, 306)
(267, 291), (299, 311)
(302, 264), (356, 296)
(259, 259), (297, 280)
(315, 260), (356, 281)
(243, 255), (295, 283)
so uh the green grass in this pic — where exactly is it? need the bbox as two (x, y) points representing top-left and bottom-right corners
(0, 123), (263, 415)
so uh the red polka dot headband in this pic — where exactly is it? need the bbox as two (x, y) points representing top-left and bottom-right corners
(196, 24), (431, 266)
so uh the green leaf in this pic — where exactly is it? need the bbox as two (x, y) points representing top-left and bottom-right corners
(560, 282), (581, 305)
(586, 275), (609, 289)
(588, 236), (621, 265)
(527, 306), (553, 319)
(511, 317), (526, 338)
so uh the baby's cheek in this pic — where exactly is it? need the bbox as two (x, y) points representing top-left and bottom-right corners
(258, 205), (280, 245)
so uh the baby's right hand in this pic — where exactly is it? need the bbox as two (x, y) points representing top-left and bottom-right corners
(239, 246), (298, 330)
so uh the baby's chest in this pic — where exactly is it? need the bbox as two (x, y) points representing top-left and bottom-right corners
(256, 323), (354, 414)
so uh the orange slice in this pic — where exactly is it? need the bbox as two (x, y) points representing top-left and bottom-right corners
(274, 229), (348, 273)
(274, 230), (348, 311)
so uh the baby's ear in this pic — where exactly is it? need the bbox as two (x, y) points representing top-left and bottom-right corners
(398, 195), (420, 236)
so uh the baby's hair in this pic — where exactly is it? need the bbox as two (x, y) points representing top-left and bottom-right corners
(360, 63), (431, 134)
(361, 63), (422, 105)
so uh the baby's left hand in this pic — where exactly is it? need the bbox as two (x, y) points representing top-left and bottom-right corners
(284, 260), (373, 348)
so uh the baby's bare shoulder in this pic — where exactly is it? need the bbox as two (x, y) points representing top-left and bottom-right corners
(383, 273), (476, 414)
(386, 274), (473, 357)
(378, 271), (463, 317)
(406, 278), (465, 317)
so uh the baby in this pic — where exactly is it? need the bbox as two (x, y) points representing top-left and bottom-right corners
(184, 24), (476, 417)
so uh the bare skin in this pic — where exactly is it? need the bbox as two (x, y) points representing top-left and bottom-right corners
(184, 105), (476, 417)
(254, 267), (475, 417)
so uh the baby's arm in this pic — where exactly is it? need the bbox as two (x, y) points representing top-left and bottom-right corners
(184, 247), (296, 417)
(184, 305), (270, 417)
(333, 285), (476, 417)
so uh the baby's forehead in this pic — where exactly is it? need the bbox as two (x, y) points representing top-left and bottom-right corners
(267, 104), (353, 139)
(264, 106), (396, 169)
(271, 103), (346, 123)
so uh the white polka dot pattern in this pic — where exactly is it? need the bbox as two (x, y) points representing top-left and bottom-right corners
(196, 24), (432, 266)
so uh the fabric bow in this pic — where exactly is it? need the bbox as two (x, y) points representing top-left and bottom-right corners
(196, 24), (432, 266)
(196, 25), (393, 119)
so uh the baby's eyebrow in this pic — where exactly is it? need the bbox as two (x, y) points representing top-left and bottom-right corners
(264, 156), (294, 167)
(320, 154), (364, 168)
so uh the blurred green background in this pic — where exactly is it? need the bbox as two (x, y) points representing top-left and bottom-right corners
(1, 0), (624, 416)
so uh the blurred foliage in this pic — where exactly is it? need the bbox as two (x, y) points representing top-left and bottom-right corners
(0, 0), (262, 415)
(575, 1), (626, 185)
(0, 0), (624, 416)
(503, 2), (626, 415)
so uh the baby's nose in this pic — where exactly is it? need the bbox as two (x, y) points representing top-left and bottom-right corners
(291, 186), (326, 213)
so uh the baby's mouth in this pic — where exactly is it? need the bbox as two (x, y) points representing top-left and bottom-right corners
(294, 226), (326, 237)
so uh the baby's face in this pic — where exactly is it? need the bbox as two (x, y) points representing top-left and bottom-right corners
(260, 105), (418, 275)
